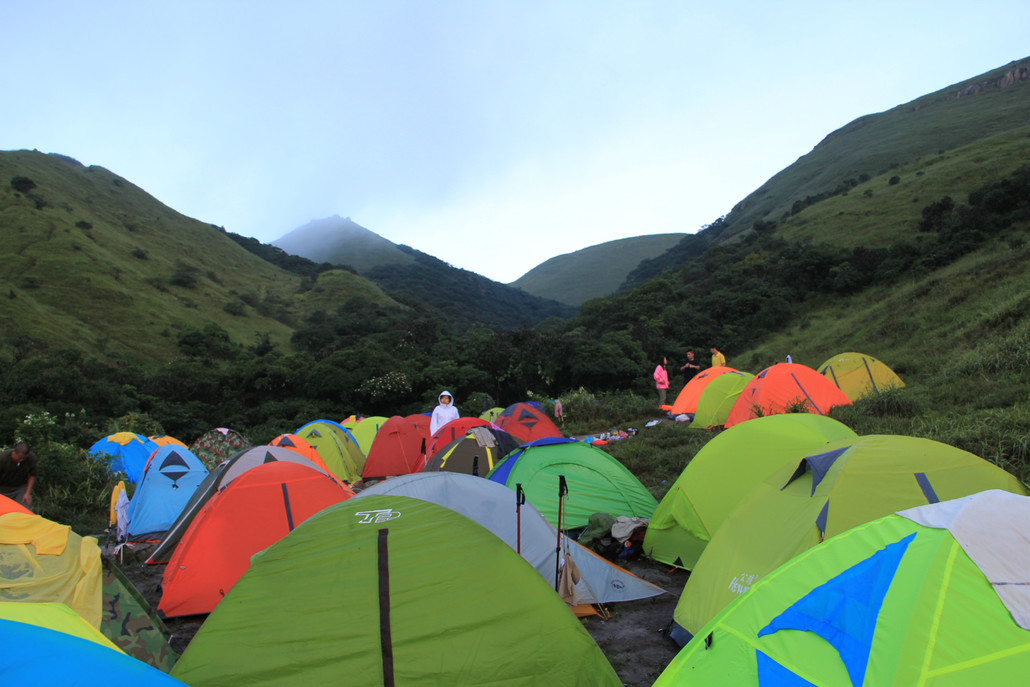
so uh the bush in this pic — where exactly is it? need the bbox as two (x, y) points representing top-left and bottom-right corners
(169, 271), (198, 288)
(10, 176), (36, 193)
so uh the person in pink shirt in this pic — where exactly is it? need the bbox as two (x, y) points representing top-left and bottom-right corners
(653, 356), (670, 406)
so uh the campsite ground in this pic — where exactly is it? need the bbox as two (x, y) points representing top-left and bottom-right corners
(110, 543), (688, 686)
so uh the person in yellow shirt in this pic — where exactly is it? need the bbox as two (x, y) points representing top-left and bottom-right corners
(710, 346), (726, 368)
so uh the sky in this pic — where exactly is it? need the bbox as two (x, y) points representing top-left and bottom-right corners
(2, 2), (1028, 283)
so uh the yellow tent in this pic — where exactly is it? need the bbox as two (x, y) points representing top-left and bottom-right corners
(818, 351), (905, 401)
(0, 512), (103, 627)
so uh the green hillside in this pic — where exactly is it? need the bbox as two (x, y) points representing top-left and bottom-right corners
(0, 150), (405, 363)
(510, 233), (686, 306)
(718, 57), (1030, 240)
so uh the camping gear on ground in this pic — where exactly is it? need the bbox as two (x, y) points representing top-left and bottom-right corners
(644, 414), (857, 570)
(294, 418), (366, 483)
(725, 362), (852, 428)
(122, 445), (208, 543)
(157, 460), (353, 618)
(818, 351), (906, 401)
(671, 434), (1029, 643)
(487, 437), (657, 529)
(655, 490), (1030, 686)
(89, 432), (159, 483)
(171, 494), (622, 686)
(494, 401), (564, 444)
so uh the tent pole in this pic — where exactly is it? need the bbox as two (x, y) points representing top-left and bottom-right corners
(516, 483), (525, 554)
(555, 474), (568, 591)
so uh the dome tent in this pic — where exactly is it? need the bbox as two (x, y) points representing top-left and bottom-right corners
(690, 369), (756, 429)
(671, 434), (1028, 643)
(294, 419), (365, 483)
(361, 414), (433, 480)
(494, 401), (564, 444)
(661, 366), (743, 415)
(487, 438), (657, 529)
(818, 350), (906, 401)
(725, 362), (852, 428)
(354, 472), (666, 607)
(157, 460), (352, 618)
(422, 426), (521, 476)
(171, 494), (621, 687)
(123, 445), (208, 542)
(88, 432), (159, 483)
(644, 414), (857, 570)
(655, 490), (1030, 687)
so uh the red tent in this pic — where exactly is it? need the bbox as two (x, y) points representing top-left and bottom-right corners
(725, 362), (852, 428)
(661, 366), (740, 415)
(423, 417), (494, 467)
(157, 460), (352, 618)
(361, 415), (433, 480)
(494, 402), (563, 444)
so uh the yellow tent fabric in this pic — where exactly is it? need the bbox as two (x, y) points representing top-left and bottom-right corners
(109, 481), (126, 526)
(0, 601), (122, 651)
(0, 512), (103, 628)
(818, 351), (905, 401)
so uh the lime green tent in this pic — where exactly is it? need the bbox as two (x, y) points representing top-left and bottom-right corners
(342, 415), (389, 456)
(690, 370), (755, 429)
(294, 419), (365, 483)
(479, 406), (505, 422)
(818, 351), (905, 401)
(171, 494), (621, 686)
(644, 414), (857, 570)
(672, 434), (1028, 643)
(486, 438), (657, 529)
(656, 490), (1030, 686)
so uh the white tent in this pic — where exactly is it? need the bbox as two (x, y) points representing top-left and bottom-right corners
(354, 472), (666, 605)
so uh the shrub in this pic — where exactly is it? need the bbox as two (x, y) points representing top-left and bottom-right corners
(169, 271), (197, 288)
(131, 247), (148, 259)
(10, 176), (36, 193)
(223, 300), (246, 316)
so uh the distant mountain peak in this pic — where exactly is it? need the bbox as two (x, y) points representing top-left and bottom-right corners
(272, 216), (414, 273)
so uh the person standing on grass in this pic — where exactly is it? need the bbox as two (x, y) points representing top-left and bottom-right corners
(0, 441), (37, 510)
(679, 350), (702, 386)
(430, 390), (460, 435)
(710, 346), (726, 369)
(653, 357), (670, 406)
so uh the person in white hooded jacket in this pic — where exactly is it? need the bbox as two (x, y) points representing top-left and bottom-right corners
(430, 390), (460, 435)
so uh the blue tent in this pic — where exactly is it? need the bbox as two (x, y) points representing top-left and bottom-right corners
(0, 616), (187, 685)
(88, 432), (159, 483)
(124, 445), (208, 541)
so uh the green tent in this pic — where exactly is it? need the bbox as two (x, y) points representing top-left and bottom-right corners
(172, 494), (621, 686)
(818, 350), (905, 401)
(294, 419), (365, 483)
(656, 490), (1030, 686)
(644, 414), (857, 571)
(672, 434), (1028, 643)
(342, 415), (389, 456)
(486, 438), (657, 529)
(690, 369), (754, 429)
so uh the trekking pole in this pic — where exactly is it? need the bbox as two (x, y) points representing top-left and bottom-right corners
(554, 474), (568, 590)
(516, 483), (525, 554)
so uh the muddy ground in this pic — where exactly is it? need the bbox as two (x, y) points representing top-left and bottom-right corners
(110, 543), (688, 687)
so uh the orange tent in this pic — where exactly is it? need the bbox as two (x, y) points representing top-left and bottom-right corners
(661, 366), (741, 415)
(157, 460), (352, 618)
(269, 433), (334, 476)
(494, 402), (564, 444)
(361, 415), (432, 480)
(725, 362), (852, 428)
